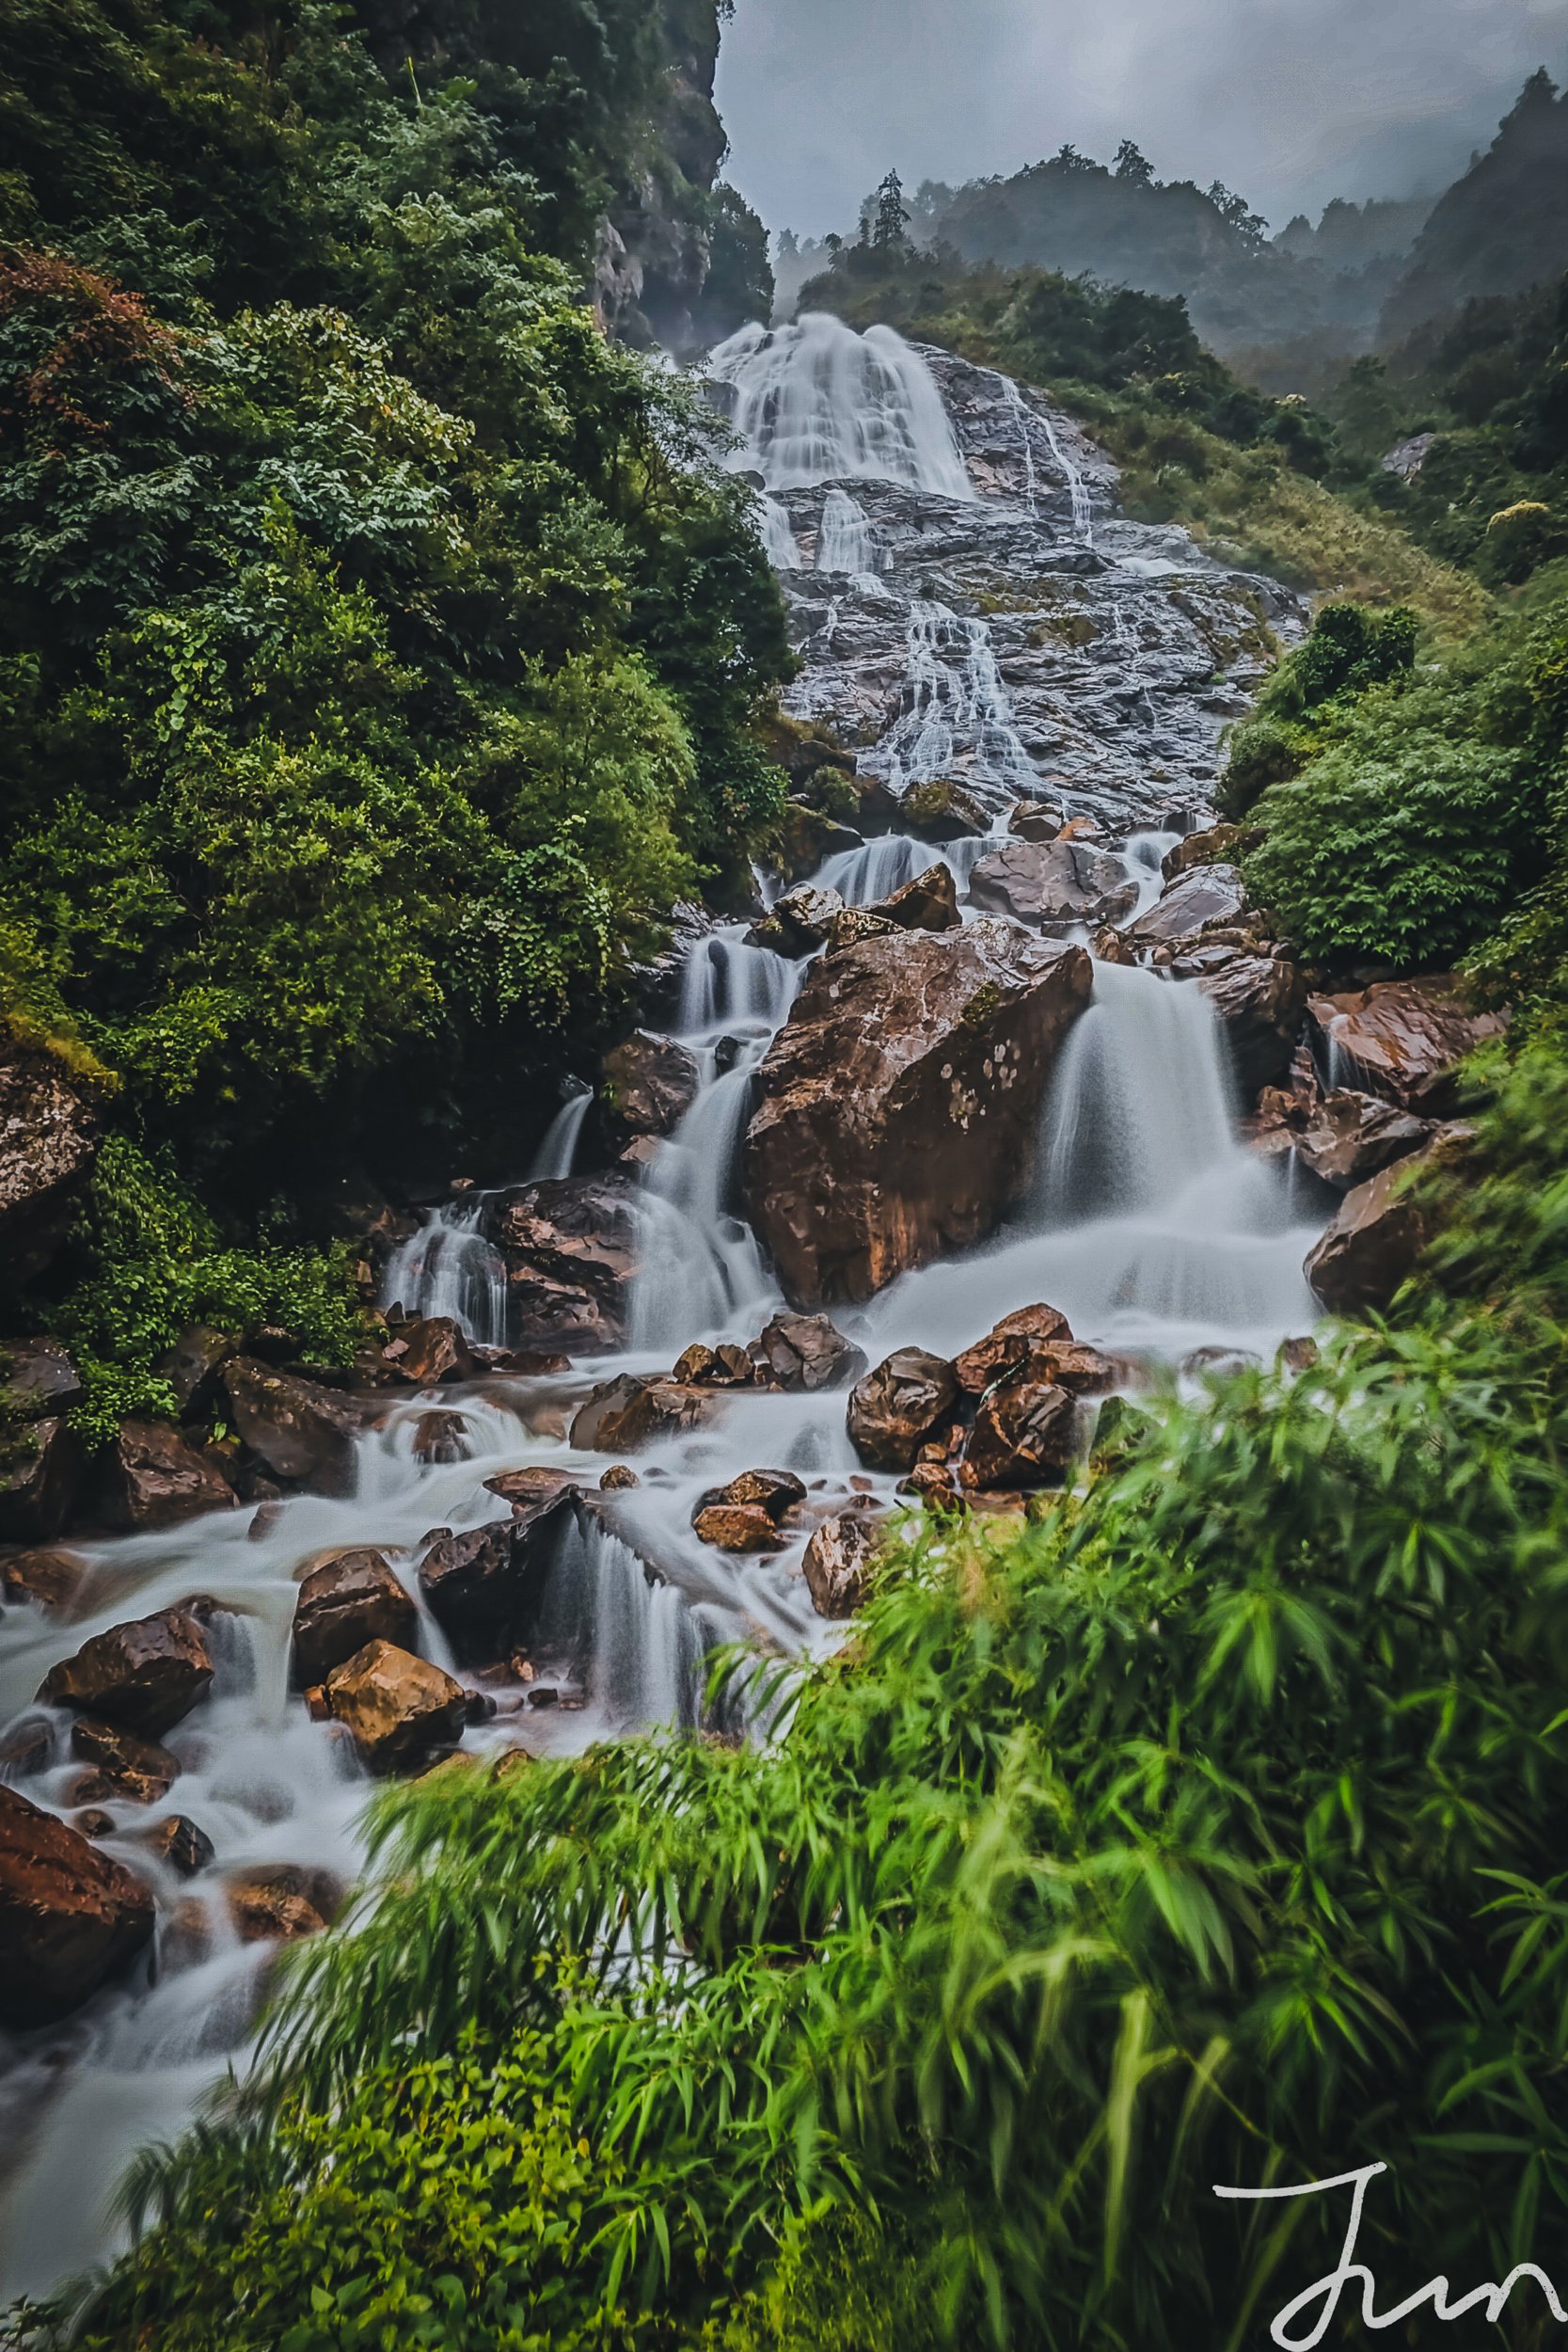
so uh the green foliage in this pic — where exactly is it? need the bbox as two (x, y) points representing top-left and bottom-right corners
(1243, 594), (1568, 971)
(0, 0), (790, 1313)
(50, 1134), (365, 1446)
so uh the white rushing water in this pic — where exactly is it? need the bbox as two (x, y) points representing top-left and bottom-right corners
(381, 1199), (509, 1348)
(870, 598), (1038, 809)
(530, 1084), (592, 1183)
(708, 313), (974, 499)
(816, 487), (876, 574)
(759, 494), (800, 570)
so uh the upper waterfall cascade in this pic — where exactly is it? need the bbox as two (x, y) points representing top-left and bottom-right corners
(707, 313), (974, 499)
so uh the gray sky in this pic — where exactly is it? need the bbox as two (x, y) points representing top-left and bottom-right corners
(715, 0), (1568, 239)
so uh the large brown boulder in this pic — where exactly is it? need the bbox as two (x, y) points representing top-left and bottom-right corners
(872, 863), (961, 933)
(1, 1546), (87, 1614)
(419, 1481), (578, 1656)
(481, 1174), (641, 1355)
(602, 1030), (701, 1137)
(961, 1380), (1078, 1490)
(752, 883), (846, 956)
(967, 840), (1139, 931)
(1169, 947), (1307, 1099)
(101, 1420), (238, 1534)
(293, 1549), (418, 1686)
(745, 924), (1092, 1307)
(750, 1313), (867, 1393)
(1126, 863), (1249, 953)
(0, 1416), (83, 1543)
(802, 1510), (881, 1619)
(223, 1359), (384, 1496)
(1161, 824), (1264, 881)
(0, 1040), (102, 1295)
(568, 1375), (725, 1454)
(323, 1640), (466, 1775)
(1304, 1157), (1437, 1315)
(384, 1315), (483, 1388)
(900, 777), (992, 841)
(40, 1605), (214, 1737)
(0, 1784), (154, 2025)
(692, 1503), (781, 1552)
(1308, 977), (1505, 1116)
(1294, 1091), (1434, 1192)
(847, 1349), (959, 1472)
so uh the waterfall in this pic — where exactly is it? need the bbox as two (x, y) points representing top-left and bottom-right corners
(529, 1086), (591, 1183)
(872, 599), (1037, 806)
(677, 925), (799, 1038)
(816, 833), (940, 905)
(759, 494), (800, 570)
(381, 1200), (509, 1348)
(816, 487), (875, 574)
(706, 313), (974, 500)
(867, 963), (1319, 1363)
(1039, 408), (1096, 545)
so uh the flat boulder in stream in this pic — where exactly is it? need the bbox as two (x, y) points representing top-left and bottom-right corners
(745, 923), (1093, 1307)
(481, 1174), (641, 1356)
(569, 1375), (726, 1454)
(0, 1784), (154, 2026)
(750, 1312), (867, 1393)
(968, 839), (1139, 931)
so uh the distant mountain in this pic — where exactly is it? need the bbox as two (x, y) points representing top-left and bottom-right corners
(1380, 70), (1568, 342)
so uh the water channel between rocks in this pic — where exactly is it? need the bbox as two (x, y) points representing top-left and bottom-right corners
(0, 310), (1328, 2301)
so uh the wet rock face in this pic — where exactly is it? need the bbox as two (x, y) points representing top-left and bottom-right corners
(419, 1484), (578, 1657)
(953, 1304), (1073, 1395)
(0, 1041), (102, 1296)
(968, 840), (1139, 931)
(293, 1549), (418, 1687)
(385, 1316), (483, 1388)
(802, 1509), (881, 1620)
(847, 1349), (960, 1472)
(1305, 1149), (1450, 1314)
(601, 1030), (702, 1138)
(102, 1420), (238, 1534)
(1294, 1091), (1434, 1192)
(1127, 864), (1250, 952)
(962, 1380), (1078, 1490)
(874, 862), (961, 933)
(1308, 977), (1506, 1116)
(323, 1640), (466, 1775)
(745, 924), (1093, 1308)
(68, 1716), (181, 1806)
(1, 1546), (87, 1615)
(0, 1784), (154, 2026)
(0, 1417), (83, 1543)
(41, 1606), (214, 1738)
(481, 1174), (641, 1356)
(752, 884), (846, 956)
(223, 1359), (384, 1496)
(1176, 948), (1308, 1100)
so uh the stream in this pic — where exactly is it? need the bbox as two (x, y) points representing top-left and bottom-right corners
(0, 312), (1325, 2302)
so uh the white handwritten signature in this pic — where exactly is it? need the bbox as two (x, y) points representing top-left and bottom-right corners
(1214, 2163), (1568, 2347)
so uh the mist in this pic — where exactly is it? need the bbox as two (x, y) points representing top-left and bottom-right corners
(715, 0), (1568, 237)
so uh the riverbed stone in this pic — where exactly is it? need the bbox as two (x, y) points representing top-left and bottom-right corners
(745, 924), (1092, 1307)
(323, 1640), (467, 1775)
(872, 861), (961, 932)
(0, 1545), (87, 1615)
(68, 1716), (181, 1805)
(749, 1312), (868, 1392)
(223, 1359), (385, 1496)
(953, 1304), (1074, 1395)
(385, 1315), (483, 1387)
(101, 1419), (238, 1534)
(569, 1375), (724, 1454)
(293, 1549), (418, 1687)
(801, 1509), (881, 1619)
(0, 1416), (83, 1544)
(0, 1783), (154, 2025)
(692, 1502), (781, 1552)
(1294, 1090), (1434, 1191)
(132, 1814), (215, 1878)
(968, 838), (1139, 930)
(1304, 1157), (1435, 1314)
(420, 1485), (578, 1657)
(41, 1605), (214, 1737)
(961, 1380), (1078, 1490)
(847, 1349), (960, 1472)
(1126, 863), (1250, 952)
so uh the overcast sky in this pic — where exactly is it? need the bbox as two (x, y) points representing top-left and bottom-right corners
(715, 0), (1568, 239)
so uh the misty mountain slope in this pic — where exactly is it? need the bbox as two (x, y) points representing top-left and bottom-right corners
(1380, 67), (1568, 342)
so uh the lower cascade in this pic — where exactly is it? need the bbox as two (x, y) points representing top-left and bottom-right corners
(0, 319), (1344, 2300)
